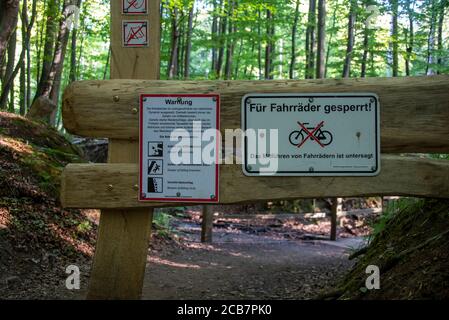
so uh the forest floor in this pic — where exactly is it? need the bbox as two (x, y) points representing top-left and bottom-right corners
(65, 212), (367, 300)
(142, 215), (363, 300)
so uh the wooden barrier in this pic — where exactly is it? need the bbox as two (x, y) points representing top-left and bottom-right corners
(62, 76), (449, 153)
(61, 155), (449, 209)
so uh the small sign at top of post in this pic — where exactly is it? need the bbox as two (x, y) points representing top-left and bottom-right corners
(122, 0), (148, 14)
(123, 21), (149, 47)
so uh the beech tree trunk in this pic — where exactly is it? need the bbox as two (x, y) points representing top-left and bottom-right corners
(289, 0), (300, 79)
(316, 0), (326, 79)
(0, 0), (20, 67)
(168, 8), (179, 79)
(391, 0), (399, 77)
(34, 0), (60, 100)
(405, 0), (415, 76)
(264, 9), (275, 80)
(305, 0), (316, 79)
(184, 1), (195, 79)
(342, 0), (356, 78)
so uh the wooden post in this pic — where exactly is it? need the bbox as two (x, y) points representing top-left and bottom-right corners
(201, 205), (213, 243)
(330, 198), (342, 241)
(87, 0), (161, 300)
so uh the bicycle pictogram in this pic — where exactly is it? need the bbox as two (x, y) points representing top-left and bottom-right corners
(289, 121), (333, 148)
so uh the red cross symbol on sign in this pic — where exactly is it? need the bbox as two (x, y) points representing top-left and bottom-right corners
(123, 21), (148, 47)
(296, 121), (325, 148)
(122, 0), (147, 14)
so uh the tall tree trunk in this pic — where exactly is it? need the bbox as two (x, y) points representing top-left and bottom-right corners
(305, 0), (316, 79)
(257, 10), (262, 80)
(361, 1), (371, 78)
(211, 0), (218, 75)
(264, 9), (275, 80)
(0, 0), (37, 111)
(391, 0), (399, 76)
(316, 0), (326, 79)
(168, 8), (179, 79)
(0, 0), (20, 67)
(70, 0), (82, 83)
(361, 27), (369, 77)
(103, 45), (111, 80)
(234, 37), (244, 78)
(289, 0), (300, 79)
(216, 0), (227, 78)
(184, 1), (195, 79)
(35, 0), (47, 84)
(178, 12), (185, 79)
(342, 0), (356, 78)
(34, 0), (59, 100)
(224, 0), (235, 80)
(426, 0), (437, 75)
(325, 3), (337, 77)
(19, 0), (28, 115)
(1, 31), (16, 110)
(19, 63), (25, 114)
(41, 0), (77, 126)
(436, 0), (445, 74)
(26, 29), (31, 110)
(405, 0), (415, 76)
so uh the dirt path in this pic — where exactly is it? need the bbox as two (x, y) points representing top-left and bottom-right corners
(142, 220), (359, 300)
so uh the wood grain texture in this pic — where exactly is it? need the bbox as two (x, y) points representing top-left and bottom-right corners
(62, 75), (449, 153)
(86, 0), (160, 301)
(201, 206), (213, 243)
(61, 155), (449, 209)
(110, 0), (160, 79)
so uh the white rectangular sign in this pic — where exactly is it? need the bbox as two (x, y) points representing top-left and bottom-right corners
(139, 94), (220, 203)
(123, 20), (148, 47)
(242, 93), (380, 176)
(122, 0), (148, 14)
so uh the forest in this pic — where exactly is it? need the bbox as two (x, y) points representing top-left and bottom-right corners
(1, 0), (449, 303)
(0, 0), (448, 127)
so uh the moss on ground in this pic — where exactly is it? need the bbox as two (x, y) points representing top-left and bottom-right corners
(330, 199), (449, 299)
(0, 112), (95, 259)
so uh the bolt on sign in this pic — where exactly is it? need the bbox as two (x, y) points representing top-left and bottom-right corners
(139, 94), (220, 203)
(122, 0), (148, 14)
(122, 21), (149, 47)
(242, 93), (381, 176)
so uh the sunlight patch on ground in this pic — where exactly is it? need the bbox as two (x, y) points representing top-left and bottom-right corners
(48, 223), (94, 256)
(148, 256), (201, 269)
(0, 137), (33, 155)
(0, 207), (11, 227)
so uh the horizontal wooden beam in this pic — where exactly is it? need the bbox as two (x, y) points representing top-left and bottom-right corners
(61, 155), (449, 209)
(62, 76), (449, 153)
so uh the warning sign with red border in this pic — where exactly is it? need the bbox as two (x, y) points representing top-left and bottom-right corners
(122, 0), (148, 15)
(122, 20), (149, 47)
(139, 94), (220, 203)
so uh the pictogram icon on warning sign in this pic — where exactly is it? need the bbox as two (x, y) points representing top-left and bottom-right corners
(122, 0), (148, 14)
(123, 21), (149, 47)
(289, 121), (333, 148)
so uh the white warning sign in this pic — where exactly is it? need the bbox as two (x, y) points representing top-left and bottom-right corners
(122, 0), (148, 14)
(242, 93), (381, 176)
(122, 20), (148, 47)
(139, 94), (220, 203)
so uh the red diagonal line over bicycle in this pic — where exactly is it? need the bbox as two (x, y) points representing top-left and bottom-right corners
(296, 121), (325, 148)
(125, 0), (143, 10)
(127, 24), (145, 43)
